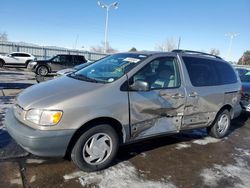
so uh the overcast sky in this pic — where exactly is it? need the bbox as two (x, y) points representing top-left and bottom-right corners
(0, 0), (249, 61)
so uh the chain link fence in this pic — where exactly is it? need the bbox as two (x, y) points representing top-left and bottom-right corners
(0, 41), (106, 61)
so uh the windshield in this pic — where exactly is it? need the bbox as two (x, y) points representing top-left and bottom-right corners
(74, 62), (93, 70)
(68, 53), (148, 83)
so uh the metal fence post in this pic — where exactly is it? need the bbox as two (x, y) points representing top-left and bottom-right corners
(43, 48), (47, 59)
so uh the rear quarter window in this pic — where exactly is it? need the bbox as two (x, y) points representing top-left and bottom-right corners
(214, 61), (238, 84)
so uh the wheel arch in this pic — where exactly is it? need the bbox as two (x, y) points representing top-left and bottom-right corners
(65, 117), (125, 159)
(218, 104), (233, 118)
(0, 58), (5, 64)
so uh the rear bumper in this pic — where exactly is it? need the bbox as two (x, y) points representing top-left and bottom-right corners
(240, 102), (250, 112)
(4, 109), (75, 157)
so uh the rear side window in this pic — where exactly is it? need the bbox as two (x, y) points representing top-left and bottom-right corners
(183, 56), (237, 87)
(12, 53), (30, 57)
(182, 57), (219, 87)
(214, 62), (237, 84)
(19, 53), (30, 57)
(73, 56), (86, 63)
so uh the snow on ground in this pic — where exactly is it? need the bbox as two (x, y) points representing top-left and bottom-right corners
(235, 148), (250, 157)
(0, 96), (14, 130)
(0, 70), (35, 84)
(192, 136), (220, 145)
(175, 143), (191, 150)
(26, 159), (46, 164)
(200, 149), (250, 188)
(64, 161), (177, 188)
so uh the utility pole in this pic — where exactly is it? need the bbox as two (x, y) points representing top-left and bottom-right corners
(97, 1), (118, 54)
(225, 33), (239, 61)
(178, 37), (181, 49)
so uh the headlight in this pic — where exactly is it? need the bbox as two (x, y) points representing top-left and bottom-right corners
(28, 61), (37, 67)
(25, 109), (63, 126)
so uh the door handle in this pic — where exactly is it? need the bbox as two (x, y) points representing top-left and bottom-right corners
(189, 91), (198, 98)
(171, 93), (185, 99)
(160, 92), (184, 99)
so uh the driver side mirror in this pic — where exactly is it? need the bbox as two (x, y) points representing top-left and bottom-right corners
(129, 80), (150, 91)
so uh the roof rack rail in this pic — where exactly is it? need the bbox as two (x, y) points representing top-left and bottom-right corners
(172, 49), (222, 59)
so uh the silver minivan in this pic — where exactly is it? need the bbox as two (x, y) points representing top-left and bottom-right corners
(5, 50), (242, 171)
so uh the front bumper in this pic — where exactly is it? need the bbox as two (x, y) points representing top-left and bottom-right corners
(27, 63), (37, 72)
(4, 109), (75, 157)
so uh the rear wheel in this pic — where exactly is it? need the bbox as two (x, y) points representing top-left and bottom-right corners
(37, 66), (48, 76)
(71, 124), (119, 172)
(0, 59), (4, 67)
(207, 109), (231, 138)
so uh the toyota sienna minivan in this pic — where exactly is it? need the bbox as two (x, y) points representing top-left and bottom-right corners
(5, 50), (242, 172)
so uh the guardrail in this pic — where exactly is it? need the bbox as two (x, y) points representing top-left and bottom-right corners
(0, 41), (106, 61)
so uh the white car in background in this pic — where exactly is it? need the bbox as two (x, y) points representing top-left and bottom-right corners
(0, 52), (36, 67)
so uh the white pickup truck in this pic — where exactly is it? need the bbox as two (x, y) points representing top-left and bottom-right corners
(0, 52), (36, 67)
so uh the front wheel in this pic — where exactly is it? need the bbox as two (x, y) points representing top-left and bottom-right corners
(207, 109), (231, 138)
(71, 124), (119, 172)
(37, 66), (48, 76)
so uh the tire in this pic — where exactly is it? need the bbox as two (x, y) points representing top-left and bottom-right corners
(0, 59), (4, 67)
(37, 66), (49, 76)
(71, 124), (119, 172)
(207, 109), (231, 138)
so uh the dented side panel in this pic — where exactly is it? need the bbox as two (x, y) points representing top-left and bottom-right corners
(129, 87), (186, 140)
(182, 85), (223, 129)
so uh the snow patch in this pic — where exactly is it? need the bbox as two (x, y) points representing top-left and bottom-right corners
(30, 175), (36, 183)
(235, 148), (250, 157)
(10, 178), (22, 185)
(64, 161), (177, 188)
(139, 152), (147, 158)
(201, 158), (250, 188)
(201, 148), (250, 188)
(175, 143), (191, 150)
(192, 137), (220, 145)
(26, 159), (46, 164)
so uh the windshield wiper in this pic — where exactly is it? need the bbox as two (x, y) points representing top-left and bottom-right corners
(69, 73), (99, 83)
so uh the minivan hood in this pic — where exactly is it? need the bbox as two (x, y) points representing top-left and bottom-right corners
(17, 76), (102, 110)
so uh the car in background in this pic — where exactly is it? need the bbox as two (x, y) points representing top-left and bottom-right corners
(35, 61), (93, 83)
(0, 52), (36, 67)
(235, 66), (250, 112)
(56, 61), (93, 77)
(28, 54), (87, 76)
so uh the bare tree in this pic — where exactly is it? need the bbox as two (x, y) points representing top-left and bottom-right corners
(155, 38), (177, 52)
(90, 41), (118, 54)
(0, 32), (8, 41)
(209, 48), (220, 56)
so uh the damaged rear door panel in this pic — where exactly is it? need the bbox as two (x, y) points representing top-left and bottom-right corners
(127, 55), (187, 140)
